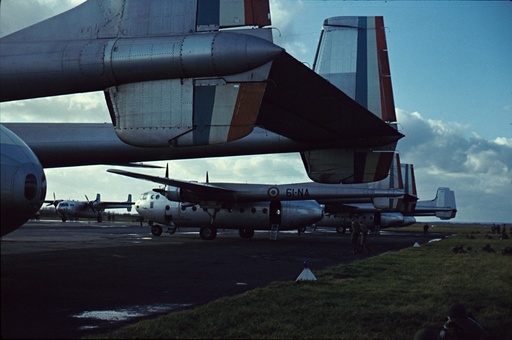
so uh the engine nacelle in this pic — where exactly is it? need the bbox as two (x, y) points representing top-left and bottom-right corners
(1, 125), (47, 236)
(163, 187), (182, 202)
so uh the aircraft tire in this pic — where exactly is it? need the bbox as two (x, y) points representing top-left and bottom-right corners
(151, 225), (163, 236)
(239, 228), (254, 239)
(200, 226), (217, 240)
(336, 227), (346, 234)
(61, 217), (67, 222)
(168, 226), (176, 234)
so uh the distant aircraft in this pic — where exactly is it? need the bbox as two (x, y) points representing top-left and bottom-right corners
(317, 187), (457, 233)
(1, 0), (402, 235)
(314, 159), (457, 232)
(45, 194), (134, 222)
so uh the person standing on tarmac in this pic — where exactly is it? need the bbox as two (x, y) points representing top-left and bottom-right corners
(351, 217), (361, 253)
(359, 220), (370, 253)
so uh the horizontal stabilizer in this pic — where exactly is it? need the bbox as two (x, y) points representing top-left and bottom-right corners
(414, 187), (457, 220)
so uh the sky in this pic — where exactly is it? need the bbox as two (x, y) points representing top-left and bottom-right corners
(1, 0), (511, 223)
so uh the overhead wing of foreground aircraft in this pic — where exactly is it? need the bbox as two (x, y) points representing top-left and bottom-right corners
(0, 0), (402, 235)
(45, 194), (133, 222)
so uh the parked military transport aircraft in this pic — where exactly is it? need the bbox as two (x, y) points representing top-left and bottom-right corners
(0, 0), (403, 236)
(45, 194), (133, 222)
(136, 192), (324, 240)
(317, 187), (457, 233)
(106, 161), (403, 239)
(315, 160), (457, 232)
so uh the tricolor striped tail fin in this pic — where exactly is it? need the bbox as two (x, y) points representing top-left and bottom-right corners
(301, 16), (398, 184)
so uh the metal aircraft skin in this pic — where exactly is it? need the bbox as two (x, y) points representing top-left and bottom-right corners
(0, 0), (403, 236)
(105, 161), (403, 239)
(135, 191), (324, 240)
(45, 194), (133, 222)
(314, 158), (457, 232)
(317, 187), (457, 233)
(106, 167), (404, 207)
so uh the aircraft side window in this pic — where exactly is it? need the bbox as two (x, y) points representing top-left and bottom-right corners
(165, 205), (170, 210)
(151, 195), (154, 199)
(239, 208), (245, 213)
(251, 208), (256, 213)
(192, 206), (197, 211)
(262, 208), (268, 214)
(156, 195), (160, 199)
(181, 206), (186, 211)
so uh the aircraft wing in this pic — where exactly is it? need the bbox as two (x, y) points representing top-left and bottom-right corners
(1, 0), (403, 184)
(107, 169), (236, 200)
(94, 202), (134, 210)
(257, 52), (401, 147)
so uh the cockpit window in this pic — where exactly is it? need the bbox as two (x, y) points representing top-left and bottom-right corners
(24, 174), (37, 200)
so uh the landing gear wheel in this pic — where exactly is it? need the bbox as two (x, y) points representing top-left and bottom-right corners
(151, 225), (163, 236)
(97, 215), (102, 223)
(200, 226), (217, 240)
(239, 228), (255, 239)
(336, 227), (347, 234)
(168, 226), (176, 234)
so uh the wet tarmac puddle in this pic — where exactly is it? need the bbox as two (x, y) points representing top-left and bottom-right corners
(72, 303), (192, 330)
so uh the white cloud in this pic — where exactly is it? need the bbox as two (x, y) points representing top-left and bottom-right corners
(397, 109), (512, 223)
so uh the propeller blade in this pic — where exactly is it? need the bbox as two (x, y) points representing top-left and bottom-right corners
(206, 171), (209, 184)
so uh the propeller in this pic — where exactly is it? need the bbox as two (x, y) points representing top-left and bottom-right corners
(85, 194), (96, 213)
(206, 171), (209, 184)
(46, 193), (61, 208)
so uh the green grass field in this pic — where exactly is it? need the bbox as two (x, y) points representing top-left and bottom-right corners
(85, 224), (512, 339)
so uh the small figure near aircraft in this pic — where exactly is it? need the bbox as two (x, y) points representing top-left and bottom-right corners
(45, 194), (133, 222)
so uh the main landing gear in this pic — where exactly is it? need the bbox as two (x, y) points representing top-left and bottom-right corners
(200, 226), (217, 240)
(239, 228), (255, 239)
(150, 224), (177, 236)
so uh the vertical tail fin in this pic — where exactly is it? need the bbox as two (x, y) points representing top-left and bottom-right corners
(400, 163), (418, 213)
(313, 16), (397, 124)
(127, 194), (132, 212)
(372, 152), (404, 210)
(415, 187), (457, 220)
(301, 16), (398, 184)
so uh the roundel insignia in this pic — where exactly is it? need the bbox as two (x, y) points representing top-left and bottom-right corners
(267, 187), (279, 198)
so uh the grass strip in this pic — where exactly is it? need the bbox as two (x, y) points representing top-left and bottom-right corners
(85, 225), (512, 339)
